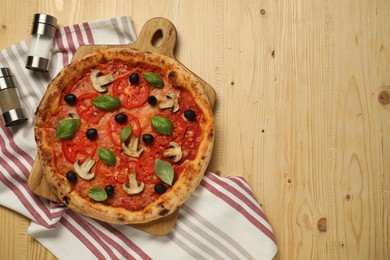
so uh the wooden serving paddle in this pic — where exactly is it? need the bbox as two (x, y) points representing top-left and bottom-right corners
(28, 17), (216, 235)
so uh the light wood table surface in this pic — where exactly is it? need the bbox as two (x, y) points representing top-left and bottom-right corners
(1, 1), (389, 259)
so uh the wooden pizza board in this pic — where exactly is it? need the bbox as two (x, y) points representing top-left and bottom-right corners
(27, 17), (216, 235)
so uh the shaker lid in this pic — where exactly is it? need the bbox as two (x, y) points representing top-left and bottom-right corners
(33, 13), (57, 28)
(31, 13), (57, 38)
(0, 68), (12, 78)
(0, 68), (15, 90)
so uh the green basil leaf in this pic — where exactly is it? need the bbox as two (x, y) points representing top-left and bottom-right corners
(155, 159), (174, 186)
(88, 187), (108, 201)
(56, 118), (80, 139)
(120, 126), (132, 143)
(98, 148), (117, 166)
(150, 116), (173, 135)
(143, 72), (164, 88)
(92, 94), (121, 110)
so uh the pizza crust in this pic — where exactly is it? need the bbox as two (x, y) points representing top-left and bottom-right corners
(35, 48), (214, 224)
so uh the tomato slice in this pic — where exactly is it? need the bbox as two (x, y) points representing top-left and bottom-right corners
(76, 92), (105, 124)
(112, 74), (150, 109)
(62, 131), (97, 164)
(136, 148), (163, 184)
(108, 112), (142, 146)
(96, 152), (137, 185)
(153, 113), (187, 148)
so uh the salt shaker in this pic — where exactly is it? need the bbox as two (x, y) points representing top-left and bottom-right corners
(0, 68), (27, 126)
(26, 13), (57, 72)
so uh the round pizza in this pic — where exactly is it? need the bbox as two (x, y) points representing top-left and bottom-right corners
(34, 48), (214, 224)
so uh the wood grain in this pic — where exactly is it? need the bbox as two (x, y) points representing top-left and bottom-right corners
(0, 0), (389, 259)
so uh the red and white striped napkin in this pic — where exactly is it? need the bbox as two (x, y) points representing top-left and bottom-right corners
(0, 16), (277, 259)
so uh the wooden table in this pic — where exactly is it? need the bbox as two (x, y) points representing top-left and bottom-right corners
(1, 1), (389, 259)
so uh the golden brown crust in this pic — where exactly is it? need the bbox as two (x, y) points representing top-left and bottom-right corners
(35, 48), (214, 224)
(35, 128), (72, 199)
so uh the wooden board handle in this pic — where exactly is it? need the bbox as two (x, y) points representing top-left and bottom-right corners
(131, 17), (177, 58)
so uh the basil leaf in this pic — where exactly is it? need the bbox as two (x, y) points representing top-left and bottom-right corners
(120, 126), (132, 143)
(98, 148), (117, 166)
(150, 116), (173, 135)
(155, 159), (174, 186)
(92, 94), (121, 110)
(88, 187), (108, 201)
(143, 72), (164, 88)
(56, 118), (80, 139)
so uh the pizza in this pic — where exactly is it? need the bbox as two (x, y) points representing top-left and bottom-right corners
(34, 48), (214, 224)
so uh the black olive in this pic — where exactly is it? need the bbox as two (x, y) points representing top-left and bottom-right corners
(147, 95), (157, 106)
(129, 73), (139, 85)
(184, 109), (196, 121)
(142, 134), (154, 144)
(115, 113), (128, 123)
(86, 128), (98, 139)
(105, 185), (115, 196)
(154, 184), (167, 194)
(66, 171), (77, 182)
(64, 94), (77, 105)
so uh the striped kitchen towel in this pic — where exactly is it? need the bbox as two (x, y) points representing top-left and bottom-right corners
(0, 16), (277, 259)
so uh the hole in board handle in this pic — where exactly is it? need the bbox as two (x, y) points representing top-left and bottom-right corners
(151, 29), (163, 48)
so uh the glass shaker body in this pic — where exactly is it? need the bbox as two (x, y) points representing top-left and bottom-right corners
(26, 13), (57, 72)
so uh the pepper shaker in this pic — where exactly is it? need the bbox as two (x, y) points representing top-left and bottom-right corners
(0, 68), (27, 126)
(26, 13), (57, 72)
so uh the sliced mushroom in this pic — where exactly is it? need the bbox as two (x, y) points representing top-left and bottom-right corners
(123, 173), (144, 195)
(122, 135), (144, 158)
(159, 92), (179, 112)
(163, 142), (182, 162)
(73, 157), (95, 180)
(90, 70), (115, 92)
